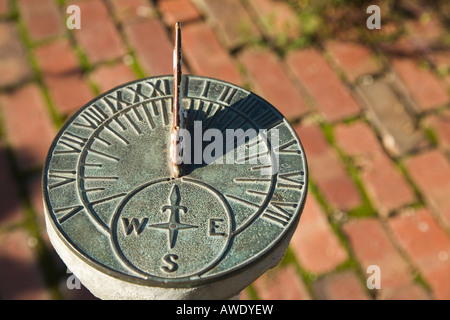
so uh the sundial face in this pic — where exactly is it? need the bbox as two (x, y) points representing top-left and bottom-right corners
(43, 75), (308, 287)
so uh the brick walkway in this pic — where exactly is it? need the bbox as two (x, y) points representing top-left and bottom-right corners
(0, 0), (449, 300)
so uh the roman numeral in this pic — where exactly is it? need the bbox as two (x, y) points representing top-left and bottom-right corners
(201, 80), (210, 97)
(277, 171), (305, 190)
(102, 91), (133, 113)
(218, 85), (238, 105)
(73, 105), (108, 129)
(54, 132), (87, 155)
(276, 139), (301, 154)
(54, 205), (84, 224)
(122, 217), (148, 235)
(262, 202), (297, 226)
(125, 84), (150, 103)
(48, 169), (76, 190)
(148, 79), (171, 97)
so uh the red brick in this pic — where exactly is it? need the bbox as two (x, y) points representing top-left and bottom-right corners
(71, 0), (126, 64)
(124, 18), (174, 76)
(0, 85), (55, 170)
(325, 41), (381, 83)
(90, 62), (136, 92)
(404, 150), (450, 227)
(356, 77), (429, 157)
(380, 283), (431, 300)
(294, 123), (361, 210)
(0, 141), (26, 226)
(389, 208), (450, 299)
(423, 110), (450, 153)
(286, 48), (361, 122)
(253, 265), (310, 300)
(0, 22), (32, 88)
(192, 0), (260, 49)
(0, 230), (51, 299)
(239, 49), (308, 120)
(313, 270), (370, 300)
(379, 18), (443, 57)
(246, 0), (300, 44)
(291, 195), (348, 274)
(342, 218), (414, 293)
(158, 0), (201, 26)
(429, 51), (450, 76)
(183, 21), (242, 85)
(0, 0), (9, 15)
(110, 0), (155, 24)
(392, 58), (449, 112)
(34, 39), (79, 75)
(45, 73), (94, 115)
(18, 0), (64, 42)
(335, 122), (415, 215)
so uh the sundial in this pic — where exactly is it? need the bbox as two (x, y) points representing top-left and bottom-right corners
(43, 23), (308, 299)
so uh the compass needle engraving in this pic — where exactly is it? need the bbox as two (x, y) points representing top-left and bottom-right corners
(43, 22), (308, 300)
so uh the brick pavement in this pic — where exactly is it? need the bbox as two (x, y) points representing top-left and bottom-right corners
(0, 0), (449, 300)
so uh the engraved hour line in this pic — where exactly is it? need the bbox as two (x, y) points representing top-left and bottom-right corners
(93, 135), (111, 146)
(124, 112), (142, 135)
(234, 177), (271, 183)
(161, 98), (170, 126)
(246, 189), (269, 196)
(104, 124), (130, 145)
(81, 175), (118, 181)
(200, 80), (210, 98)
(236, 150), (270, 163)
(87, 147), (120, 162)
(141, 102), (156, 129)
(250, 164), (271, 171)
(83, 187), (105, 194)
(225, 194), (260, 209)
(87, 192), (127, 206)
(48, 169), (76, 190)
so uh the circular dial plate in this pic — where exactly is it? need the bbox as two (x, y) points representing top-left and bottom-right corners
(43, 75), (308, 287)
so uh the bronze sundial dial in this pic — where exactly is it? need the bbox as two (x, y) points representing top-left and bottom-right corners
(43, 23), (308, 299)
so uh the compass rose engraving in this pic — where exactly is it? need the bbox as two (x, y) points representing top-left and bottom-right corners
(148, 185), (197, 249)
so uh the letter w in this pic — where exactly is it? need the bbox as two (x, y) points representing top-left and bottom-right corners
(121, 218), (148, 235)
